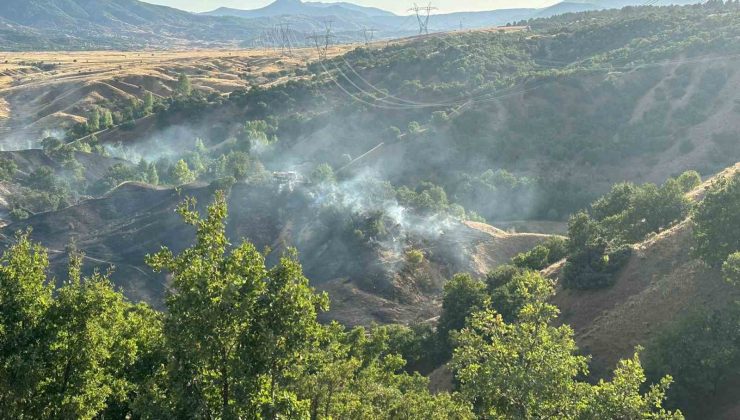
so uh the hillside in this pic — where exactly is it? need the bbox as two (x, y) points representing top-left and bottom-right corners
(546, 163), (740, 418)
(0, 0), (266, 50)
(0, 48), (343, 147)
(204, 0), (395, 19)
(0, 180), (551, 325)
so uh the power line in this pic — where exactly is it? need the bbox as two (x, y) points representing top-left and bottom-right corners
(408, 2), (438, 35)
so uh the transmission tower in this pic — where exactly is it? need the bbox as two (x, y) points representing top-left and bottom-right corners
(306, 21), (336, 60)
(362, 27), (377, 45)
(278, 23), (293, 56)
(408, 3), (437, 35)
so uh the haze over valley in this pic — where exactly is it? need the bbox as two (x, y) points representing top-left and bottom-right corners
(1, 0), (739, 418)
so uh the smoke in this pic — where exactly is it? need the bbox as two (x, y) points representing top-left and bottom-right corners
(310, 168), (458, 256)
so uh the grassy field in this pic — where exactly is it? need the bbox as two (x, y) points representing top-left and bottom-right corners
(0, 46), (353, 144)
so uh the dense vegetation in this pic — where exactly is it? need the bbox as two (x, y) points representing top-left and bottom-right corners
(22, 2), (739, 225)
(506, 171), (700, 290)
(2, 3), (740, 418)
(0, 193), (682, 419)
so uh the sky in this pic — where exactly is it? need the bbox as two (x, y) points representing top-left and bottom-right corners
(145, 0), (558, 15)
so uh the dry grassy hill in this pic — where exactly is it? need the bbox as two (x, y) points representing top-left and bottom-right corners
(546, 163), (740, 419)
(0, 47), (351, 148)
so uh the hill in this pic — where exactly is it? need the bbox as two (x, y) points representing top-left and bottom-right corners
(0, 0), (265, 50)
(544, 163), (740, 418)
(203, 0), (395, 19)
(0, 180), (551, 325)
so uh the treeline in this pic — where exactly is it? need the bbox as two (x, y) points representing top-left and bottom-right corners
(505, 170), (740, 415)
(0, 192), (683, 419)
(644, 171), (740, 414)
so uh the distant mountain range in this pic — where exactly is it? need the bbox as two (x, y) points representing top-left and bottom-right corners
(0, 0), (704, 51)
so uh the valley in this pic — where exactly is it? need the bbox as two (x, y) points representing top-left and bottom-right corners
(1, 1), (739, 418)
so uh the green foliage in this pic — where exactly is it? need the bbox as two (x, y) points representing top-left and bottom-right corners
(645, 307), (740, 414)
(102, 109), (114, 129)
(175, 73), (192, 96)
(722, 252), (740, 286)
(89, 163), (139, 195)
(311, 163), (336, 185)
(488, 268), (556, 323)
(453, 270), (681, 419)
(693, 173), (740, 266)
(512, 237), (567, 271)
(676, 170), (701, 193)
(88, 107), (100, 132)
(292, 323), (472, 419)
(170, 159), (196, 185)
(453, 306), (589, 418)
(145, 192), (329, 418)
(437, 273), (488, 352)
(563, 173), (693, 289)
(0, 156), (17, 181)
(0, 235), (159, 419)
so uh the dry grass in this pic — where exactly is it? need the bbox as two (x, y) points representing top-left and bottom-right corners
(0, 46), (354, 139)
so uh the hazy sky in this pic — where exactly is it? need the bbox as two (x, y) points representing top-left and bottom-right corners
(145, 0), (558, 15)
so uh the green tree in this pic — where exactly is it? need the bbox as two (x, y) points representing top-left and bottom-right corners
(146, 162), (159, 185)
(453, 271), (681, 419)
(645, 307), (740, 415)
(693, 173), (740, 266)
(723, 252), (740, 286)
(145, 193), (328, 418)
(176, 73), (192, 96)
(453, 306), (589, 418)
(585, 351), (682, 420)
(0, 156), (17, 181)
(437, 273), (488, 353)
(88, 107), (100, 132)
(102, 109), (114, 129)
(0, 236), (158, 419)
(0, 233), (53, 415)
(171, 159), (195, 185)
(677, 170), (701, 193)
(292, 323), (473, 419)
(143, 91), (155, 115)
(311, 163), (336, 185)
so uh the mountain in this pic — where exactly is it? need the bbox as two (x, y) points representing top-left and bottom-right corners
(0, 0), (711, 50)
(0, 0), (264, 49)
(203, 0), (395, 19)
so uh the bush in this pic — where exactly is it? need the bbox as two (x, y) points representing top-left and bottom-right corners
(693, 173), (740, 266)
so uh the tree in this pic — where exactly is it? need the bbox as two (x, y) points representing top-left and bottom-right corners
(677, 170), (701, 193)
(437, 273), (488, 353)
(145, 192), (329, 418)
(723, 252), (740, 286)
(176, 73), (192, 96)
(170, 159), (195, 185)
(0, 233), (53, 415)
(143, 91), (155, 115)
(0, 156), (17, 181)
(33, 255), (143, 419)
(586, 351), (682, 420)
(41, 136), (63, 154)
(292, 323), (473, 419)
(88, 107), (100, 132)
(146, 163), (159, 185)
(0, 236), (158, 419)
(311, 163), (336, 185)
(645, 307), (740, 414)
(102, 109), (114, 129)
(453, 306), (590, 418)
(453, 271), (682, 419)
(693, 173), (740, 266)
